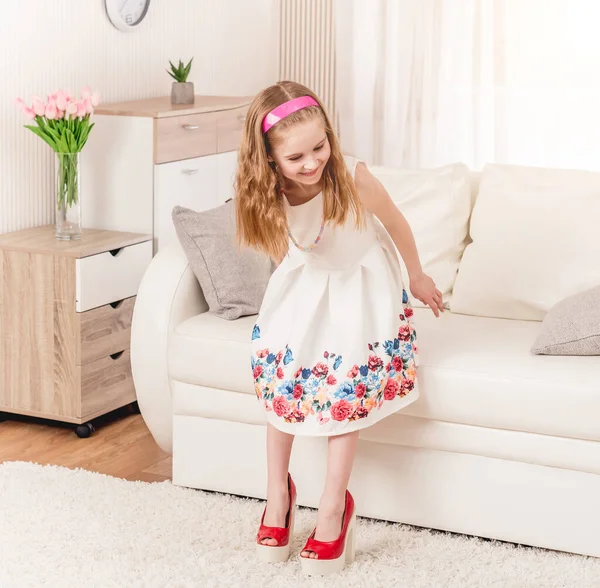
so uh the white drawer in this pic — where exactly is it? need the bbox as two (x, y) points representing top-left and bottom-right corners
(216, 151), (238, 205)
(154, 156), (219, 252)
(76, 240), (152, 312)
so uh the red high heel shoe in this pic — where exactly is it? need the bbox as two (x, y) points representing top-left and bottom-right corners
(299, 490), (356, 576)
(256, 474), (297, 563)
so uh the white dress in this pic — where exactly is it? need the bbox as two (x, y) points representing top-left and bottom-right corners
(251, 157), (419, 436)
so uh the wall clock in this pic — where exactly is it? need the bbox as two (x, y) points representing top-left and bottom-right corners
(105, 0), (151, 32)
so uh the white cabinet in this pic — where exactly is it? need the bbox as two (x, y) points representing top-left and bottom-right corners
(217, 151), (239, 206)
(81, 95), (252, 254)
(154, 156), (219, 251)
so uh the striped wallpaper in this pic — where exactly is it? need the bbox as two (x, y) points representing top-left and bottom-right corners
(0, 0), (278, 234)
(278, 0), (337, 125)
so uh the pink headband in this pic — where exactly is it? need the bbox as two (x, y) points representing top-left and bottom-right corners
(262, 96), (319, 133)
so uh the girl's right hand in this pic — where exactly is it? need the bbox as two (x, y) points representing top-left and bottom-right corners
(409, 272), (444, 317)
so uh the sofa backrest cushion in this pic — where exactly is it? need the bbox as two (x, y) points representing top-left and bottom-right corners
(369, 163), (472, 306)
(451, 163), (600, 321)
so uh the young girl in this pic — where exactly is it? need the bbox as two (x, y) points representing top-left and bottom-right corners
(235, 81), (443, 575)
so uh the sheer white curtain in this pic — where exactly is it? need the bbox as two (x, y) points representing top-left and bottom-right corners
(334, 0), (443, 167)
(335, 0), (600, 171)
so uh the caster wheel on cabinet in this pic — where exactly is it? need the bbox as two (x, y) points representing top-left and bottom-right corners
(75, 422), (95, 438)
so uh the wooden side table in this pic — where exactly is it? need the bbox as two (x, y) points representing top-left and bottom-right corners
(0, 225), (152, 437)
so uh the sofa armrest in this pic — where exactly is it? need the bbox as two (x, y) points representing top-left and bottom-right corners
(130, 241), (208, 453)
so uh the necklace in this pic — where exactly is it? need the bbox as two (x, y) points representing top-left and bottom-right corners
(288, 221), (325, 251)
(282, 188), (325, 252)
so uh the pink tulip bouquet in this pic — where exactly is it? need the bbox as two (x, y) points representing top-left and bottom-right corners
(15, 88), (100, 239)
(16, 87), (99, 153)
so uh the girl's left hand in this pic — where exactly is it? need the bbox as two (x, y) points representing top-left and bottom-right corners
(409, 272), (444, 317)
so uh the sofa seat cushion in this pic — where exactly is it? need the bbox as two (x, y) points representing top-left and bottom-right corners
(169, 308), (600, 441)
(405, 309), (600, 442)
(169, 313), (256, 395)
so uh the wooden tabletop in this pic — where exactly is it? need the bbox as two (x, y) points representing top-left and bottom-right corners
(96, 95), (254, 118)
(0, 225), (152, 258)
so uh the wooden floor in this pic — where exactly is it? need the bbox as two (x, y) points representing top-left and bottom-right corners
(0, 407), (172, 483)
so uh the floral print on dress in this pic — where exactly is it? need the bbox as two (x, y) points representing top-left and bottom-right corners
(251, 291), (418, 426)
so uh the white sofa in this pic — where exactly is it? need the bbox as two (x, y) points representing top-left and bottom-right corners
(131, 163), (600, 559)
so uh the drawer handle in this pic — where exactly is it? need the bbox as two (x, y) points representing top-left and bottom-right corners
(182, 124), (200, 131)
(110, 351), (125, 360)
(182, 168), (199, 175)
(109, 247), (123, 257)
(109, 300), (124, 309)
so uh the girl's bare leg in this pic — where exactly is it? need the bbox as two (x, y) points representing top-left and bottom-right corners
(301, 430), (359, 558)
(260, 422), (295, 546)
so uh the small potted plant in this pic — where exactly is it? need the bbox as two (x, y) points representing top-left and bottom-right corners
(168, 58), (194, 105)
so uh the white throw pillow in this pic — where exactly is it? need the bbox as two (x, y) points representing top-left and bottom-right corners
(451, 163), (600, 321)
(369, 163), (472, 307)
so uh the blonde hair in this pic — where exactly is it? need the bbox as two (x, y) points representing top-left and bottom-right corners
(235, 81), (364, 262)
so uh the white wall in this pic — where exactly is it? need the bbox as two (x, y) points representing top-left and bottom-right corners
(0, 0), (278, 234)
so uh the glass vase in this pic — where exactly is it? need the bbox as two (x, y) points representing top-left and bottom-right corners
(55, 152), (82, 240)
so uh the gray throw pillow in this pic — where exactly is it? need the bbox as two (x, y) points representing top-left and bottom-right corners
(172, 202), (273, 320)
(531, 286), (600, 355)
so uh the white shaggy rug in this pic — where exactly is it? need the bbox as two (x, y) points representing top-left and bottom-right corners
(1, 462), (599, 588)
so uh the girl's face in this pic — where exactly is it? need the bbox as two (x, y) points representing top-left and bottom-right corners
(269, 117), (331, 187)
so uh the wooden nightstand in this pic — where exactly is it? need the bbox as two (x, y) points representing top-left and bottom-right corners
(0, 225), (152, 437)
